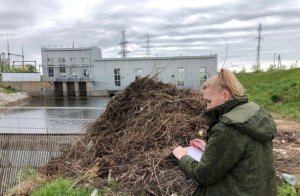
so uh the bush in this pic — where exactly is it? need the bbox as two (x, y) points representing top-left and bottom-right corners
(271, 94), (283, 103)
(278, 182), (298, 196)
(251, 64), (262, 73)
(0, 85), (18, 93)
(267, 64), (277, 71)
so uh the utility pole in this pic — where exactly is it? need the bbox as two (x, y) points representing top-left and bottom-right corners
(72, 32), (75, 48)
(7, 36), (10, 66)
(119, 31), (129, 58)
(146, 34), (151, 57)
(22, 44), (24, 66)
(256, 23), (263, 69)
(273, 53), (277, 67)
(0, 52), (3, 65)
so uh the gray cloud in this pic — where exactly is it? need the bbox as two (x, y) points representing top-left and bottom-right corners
(0, 0), (60, 30)
(0, 0), (299, 70)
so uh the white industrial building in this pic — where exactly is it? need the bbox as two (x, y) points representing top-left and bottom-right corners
(93, 55), (217, 95)
(41, 46), (217, 96)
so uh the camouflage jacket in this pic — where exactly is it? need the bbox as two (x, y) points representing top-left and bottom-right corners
(179, 97), (277, 196)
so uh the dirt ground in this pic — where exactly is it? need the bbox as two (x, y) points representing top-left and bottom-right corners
(273, 114), (300, 184)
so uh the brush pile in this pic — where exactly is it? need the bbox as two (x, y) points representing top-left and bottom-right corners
(41, 77), (207, 195)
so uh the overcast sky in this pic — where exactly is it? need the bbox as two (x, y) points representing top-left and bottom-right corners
(1, 0), (300, 71)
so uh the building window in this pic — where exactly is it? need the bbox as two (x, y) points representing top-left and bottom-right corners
(48, 67), (54, 77)
(199, 67), (207, 85)
(58, 58), (65, 64)
(177, 68), (184, 87)
(70, 58), (77, 63)
(59, 66), (66, 77)
(71, 68), (77, 77)
(134, 68), (142, 79)
(114, 68), (121, 86)
(82, 57), (89, 64)
(47, 58), (54, 64)
(83, 67), (90, 77)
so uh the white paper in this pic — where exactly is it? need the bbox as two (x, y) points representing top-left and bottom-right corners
(185, 146), (203, 162)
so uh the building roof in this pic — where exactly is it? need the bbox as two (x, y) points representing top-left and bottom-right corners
(41, 46), (100, 51)
(95, 54), (217, 62)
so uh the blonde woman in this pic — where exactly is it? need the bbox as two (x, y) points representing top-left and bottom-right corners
(173, 68), (277, 196)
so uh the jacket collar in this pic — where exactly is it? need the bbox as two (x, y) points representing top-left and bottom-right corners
(204, 96), (248, 126)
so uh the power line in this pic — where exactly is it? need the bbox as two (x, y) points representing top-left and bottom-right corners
(222, 37), (228, 68)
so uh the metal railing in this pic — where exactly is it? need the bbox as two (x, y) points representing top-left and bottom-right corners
(0, 106), (105, 194)
(41, 44), (93, 49)
(0, 133), (81, 194)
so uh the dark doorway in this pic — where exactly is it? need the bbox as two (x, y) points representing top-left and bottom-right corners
(79, 82), (87, 96)
(67, 82), (75, 96)
(54, 82), (63, 96)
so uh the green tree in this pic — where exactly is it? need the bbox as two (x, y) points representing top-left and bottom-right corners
(251, 64), (262, 73)
(239, 66), (246, 73)
(0, 64), (37, 73)
(25, 64), (37, 72)
(267, 64), (276, 71)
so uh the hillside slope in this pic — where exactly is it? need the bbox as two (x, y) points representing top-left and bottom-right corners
(236, 68), (300, 122)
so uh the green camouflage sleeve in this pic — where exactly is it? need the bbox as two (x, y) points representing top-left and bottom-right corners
(179, 122), (250, 186)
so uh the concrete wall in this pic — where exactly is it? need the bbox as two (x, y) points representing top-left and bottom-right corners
(0, 81), (55, 96)
(2, 72), (41, 81)
(0, 81), (106, 97)
(91, 90), (109, 96)
(0, 92), (30, 106)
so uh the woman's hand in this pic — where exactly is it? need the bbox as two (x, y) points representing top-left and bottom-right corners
(172, 146), (187, 160)
(190, 139), (206, 151)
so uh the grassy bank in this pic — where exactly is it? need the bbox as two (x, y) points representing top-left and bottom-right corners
(0, 85), (18, 94)
(13, 176), (299, 196)
(236, 68), (300, 122)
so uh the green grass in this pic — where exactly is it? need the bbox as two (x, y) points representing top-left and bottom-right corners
(278, 182), (299, 196)
(29, 177), (300, 196)
(30, 176), (117, 196)
(16, 165), (38, 182)
(0, 85), (19, 94)
(236, 68), (300, 122)
(30, 177), (94, 196)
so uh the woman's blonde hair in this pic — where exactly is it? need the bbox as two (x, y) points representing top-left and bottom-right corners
(202, 68), (245, 98)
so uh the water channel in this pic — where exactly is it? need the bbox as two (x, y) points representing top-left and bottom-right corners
(0, 97), (110, 134)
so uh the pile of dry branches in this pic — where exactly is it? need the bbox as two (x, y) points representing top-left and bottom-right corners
(41, 77), (207, 195)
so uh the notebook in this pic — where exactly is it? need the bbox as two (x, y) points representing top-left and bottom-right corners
(185, 146), (204, 162)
